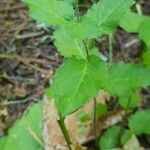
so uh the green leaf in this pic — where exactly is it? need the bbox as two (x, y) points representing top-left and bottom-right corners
(63, 0), (75, 5)
(119, 11), (150, 33)
(77, 112), (92, 123)
(138, 20), (150, 47)
(54, 26), (87, 59)
(121, 130), (132, 146)
(103, 62), (150, 108)
(50, 55), (107, 117)
(128, 109), (150, 135)
(123, 134), (142, 150)
(86, 0), (134, 35)
(99, 125), (121, 150)
(22, 0), (74, 27)
(119, 91), (139, 109)
(67, 17), (99, 39)
(143, 47), (150, 69)
(50, 59), (150, 116)
(96, 104), (107, 118)
(0, 102), (43, 150)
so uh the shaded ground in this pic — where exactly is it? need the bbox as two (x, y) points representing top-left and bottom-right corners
(0, 0), (61, 136)
(0, 0), (150, 149)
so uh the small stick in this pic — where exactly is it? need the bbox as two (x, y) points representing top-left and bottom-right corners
(16, 31), (44, 40)
(0, 54), (49, 75)
(0, 4), (26, 12)
(0, 99), (30, 106)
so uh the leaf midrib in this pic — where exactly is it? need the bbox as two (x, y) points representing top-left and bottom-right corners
(28, 1), (66, 23)
(65, 62), (88, 115)
(74, 39), (86, 58)
(99, 0), (126, 26)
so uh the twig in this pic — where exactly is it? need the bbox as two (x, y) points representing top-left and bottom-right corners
(124, 39), (140, 48)
(0, 99), (30, 106)
(16, 31), (45, 40)
(0, 54), (49, 75)
(0, 4), (26, 12)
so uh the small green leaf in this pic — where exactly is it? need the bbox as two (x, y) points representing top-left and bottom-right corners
(67, 17), (99, 39)
(103, 62), (150, 109)
(96, 104), (107, 118)
(86, 0), (134, 35)
(54, 26), (87, 59)
(22, 0), (74, 27)
(77, 112), (92, 123)
(50, 55), (107, 117)
(0, 102), (43, 150)
(143, 47), (150, 69)
(63, 0), (75, 5)
(119, 11), (150, 33)
(128, 109), (150, 135)
(119, 91), (139, 109)
(99, 125), (121, 150)
(138, 20), (150, 47)
(123, 134), (142, 150)
(121, 130), (132, 146)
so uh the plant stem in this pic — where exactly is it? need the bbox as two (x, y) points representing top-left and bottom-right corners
(118, 97), (131, 146)
(57, 117), (72, 150)
(93, 97), (98, 148)
(83, 39), (89, 56)
(75, 0), (89, 57)
(109, 33), (113, 66)
(75, 0), (80, 22)
(78, 3), (90, 8)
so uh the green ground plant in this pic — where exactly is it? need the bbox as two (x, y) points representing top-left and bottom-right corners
(0, 0), (150, 150)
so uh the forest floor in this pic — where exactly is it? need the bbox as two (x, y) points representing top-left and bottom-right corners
(0, 0), (150, 149)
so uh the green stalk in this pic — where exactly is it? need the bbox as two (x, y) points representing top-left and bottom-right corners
(93, 97), (98, 148)
(118, 97), (131, 146)
(75, 0), (80, 21)
(57, 117), (72, 150)
(109, 33), (113, 66)
(75, 0), (89, 57)
(83, 39), (89, 56)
